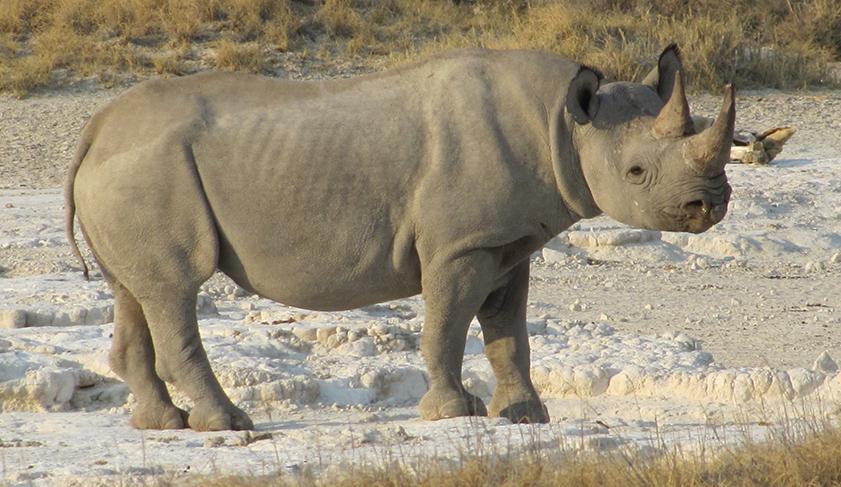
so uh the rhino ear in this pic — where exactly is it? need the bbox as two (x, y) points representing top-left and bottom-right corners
(643, 44), (685, 102)
(566, 66), (602, 124)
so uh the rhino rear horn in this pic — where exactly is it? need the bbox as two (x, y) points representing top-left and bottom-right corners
(686, 84), (736, 172)
(651, 70), (693, 138)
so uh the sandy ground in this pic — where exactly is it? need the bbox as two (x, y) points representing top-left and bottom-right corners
(1, 84), (841, 484)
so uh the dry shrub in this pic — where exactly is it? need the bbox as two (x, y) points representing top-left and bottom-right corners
(0, 53), (54, 97)
(162, 0), (204, 41)
(214, 39), (267, 72)
(316, 0), (363, 38)
(224, 0), (297, 41)
(152, 51), (186, 75)
(0, 0), (50, 34)
(96, 0), (166, 39)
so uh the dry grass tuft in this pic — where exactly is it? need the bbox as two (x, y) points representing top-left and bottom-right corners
(214, 39), (267, 73)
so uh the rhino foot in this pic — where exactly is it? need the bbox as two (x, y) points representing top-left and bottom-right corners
(187, 402), (253, 431)
(419, 387), (487, 420)
(130, 404), (189, 430)
(490, 396), (549, 424)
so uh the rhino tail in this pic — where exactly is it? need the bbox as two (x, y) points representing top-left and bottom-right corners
(65, 121), (96, 281)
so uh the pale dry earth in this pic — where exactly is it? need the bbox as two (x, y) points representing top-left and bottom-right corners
(1, 79), (841, 484)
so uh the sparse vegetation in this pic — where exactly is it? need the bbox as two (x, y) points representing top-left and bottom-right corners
(0, 0), (839, 96)
(192, 421), (841, 486)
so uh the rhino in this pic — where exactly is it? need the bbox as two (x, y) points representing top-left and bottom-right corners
(66, 44), (734, 431)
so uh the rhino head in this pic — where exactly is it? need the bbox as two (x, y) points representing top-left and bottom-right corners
(566, 44), (734, 233)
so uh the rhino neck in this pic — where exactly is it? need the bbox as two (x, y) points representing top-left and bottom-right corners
(548, 101), (602, 221)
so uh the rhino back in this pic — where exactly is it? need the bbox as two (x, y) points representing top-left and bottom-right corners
(82, 50), (580, 310)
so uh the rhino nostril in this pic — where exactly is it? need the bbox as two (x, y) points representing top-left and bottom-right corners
(682, 199), (709, 215)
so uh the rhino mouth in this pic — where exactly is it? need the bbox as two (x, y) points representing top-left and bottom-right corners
(661, 181), (731, 233)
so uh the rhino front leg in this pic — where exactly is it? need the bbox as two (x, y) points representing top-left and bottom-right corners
(418, 252), (494, 420)
(141, 290), (253, 431)
(477, 260), (549, 423)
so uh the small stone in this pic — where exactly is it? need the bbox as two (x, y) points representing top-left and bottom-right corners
(292, 326), (318, 342)
(813, 351), (838, 373)
(348, 329), (367, 341)
(203, 436), (226, 448)
(28, 309), (54, 327)
(831, 252), (841, 264)
(52, 312), (73, 327)
(0, 309), (27, 328)
(326, 334), (342, 349)
(369, 323), (389, 336)
(644, 304), (654, 311)
(316, 326), (337, 344)
(68, 307), (87, 326)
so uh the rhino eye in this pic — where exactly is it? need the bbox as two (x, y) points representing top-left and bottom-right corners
(626, 165), (646, 182)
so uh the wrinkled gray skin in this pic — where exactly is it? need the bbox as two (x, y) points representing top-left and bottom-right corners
(66, 45), (734, 431)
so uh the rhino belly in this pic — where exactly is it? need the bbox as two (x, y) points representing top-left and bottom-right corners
(214, 218), (421, 311)
(200, 167), (421, 311)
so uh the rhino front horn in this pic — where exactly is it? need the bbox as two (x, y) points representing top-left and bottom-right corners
(686, 84), (736, 172)
(652, 70), (693, 138)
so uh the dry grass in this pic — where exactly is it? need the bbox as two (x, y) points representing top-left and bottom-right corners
(215, 39), (268, 73)
(0, 0), (839, 96)
(189, 420), (841, 487)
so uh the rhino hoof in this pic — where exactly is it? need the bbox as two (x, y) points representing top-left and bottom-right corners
(131, 404), (189, 430)
(419, 388), (487, 420)
(494, 400), (550, 424)
(188, 403), (254, 431)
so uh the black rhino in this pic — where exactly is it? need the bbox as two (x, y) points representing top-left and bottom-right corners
(66, 45), (733, 431)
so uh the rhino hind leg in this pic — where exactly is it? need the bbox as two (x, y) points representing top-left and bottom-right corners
(75, 140), (251, 431)
(418, 252), (496, 421)
(109, 279), (188, 429)
(477, 261), (549, 424)
(140, 289), (253, 431)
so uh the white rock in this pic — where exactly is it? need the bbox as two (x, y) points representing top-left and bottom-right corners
(316, 326), (337, 345)
(541, 247), (569, 264)
(292, 326), (318, 342)
(67, 307), (87, 326)
(813, 350), (838, 373)
(84, 306), (114, 326)
(0, 350), (87, 412)
(336, 337), (375, 357)
(0, 308), (27, 328)
(27, 309), (54, 327)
